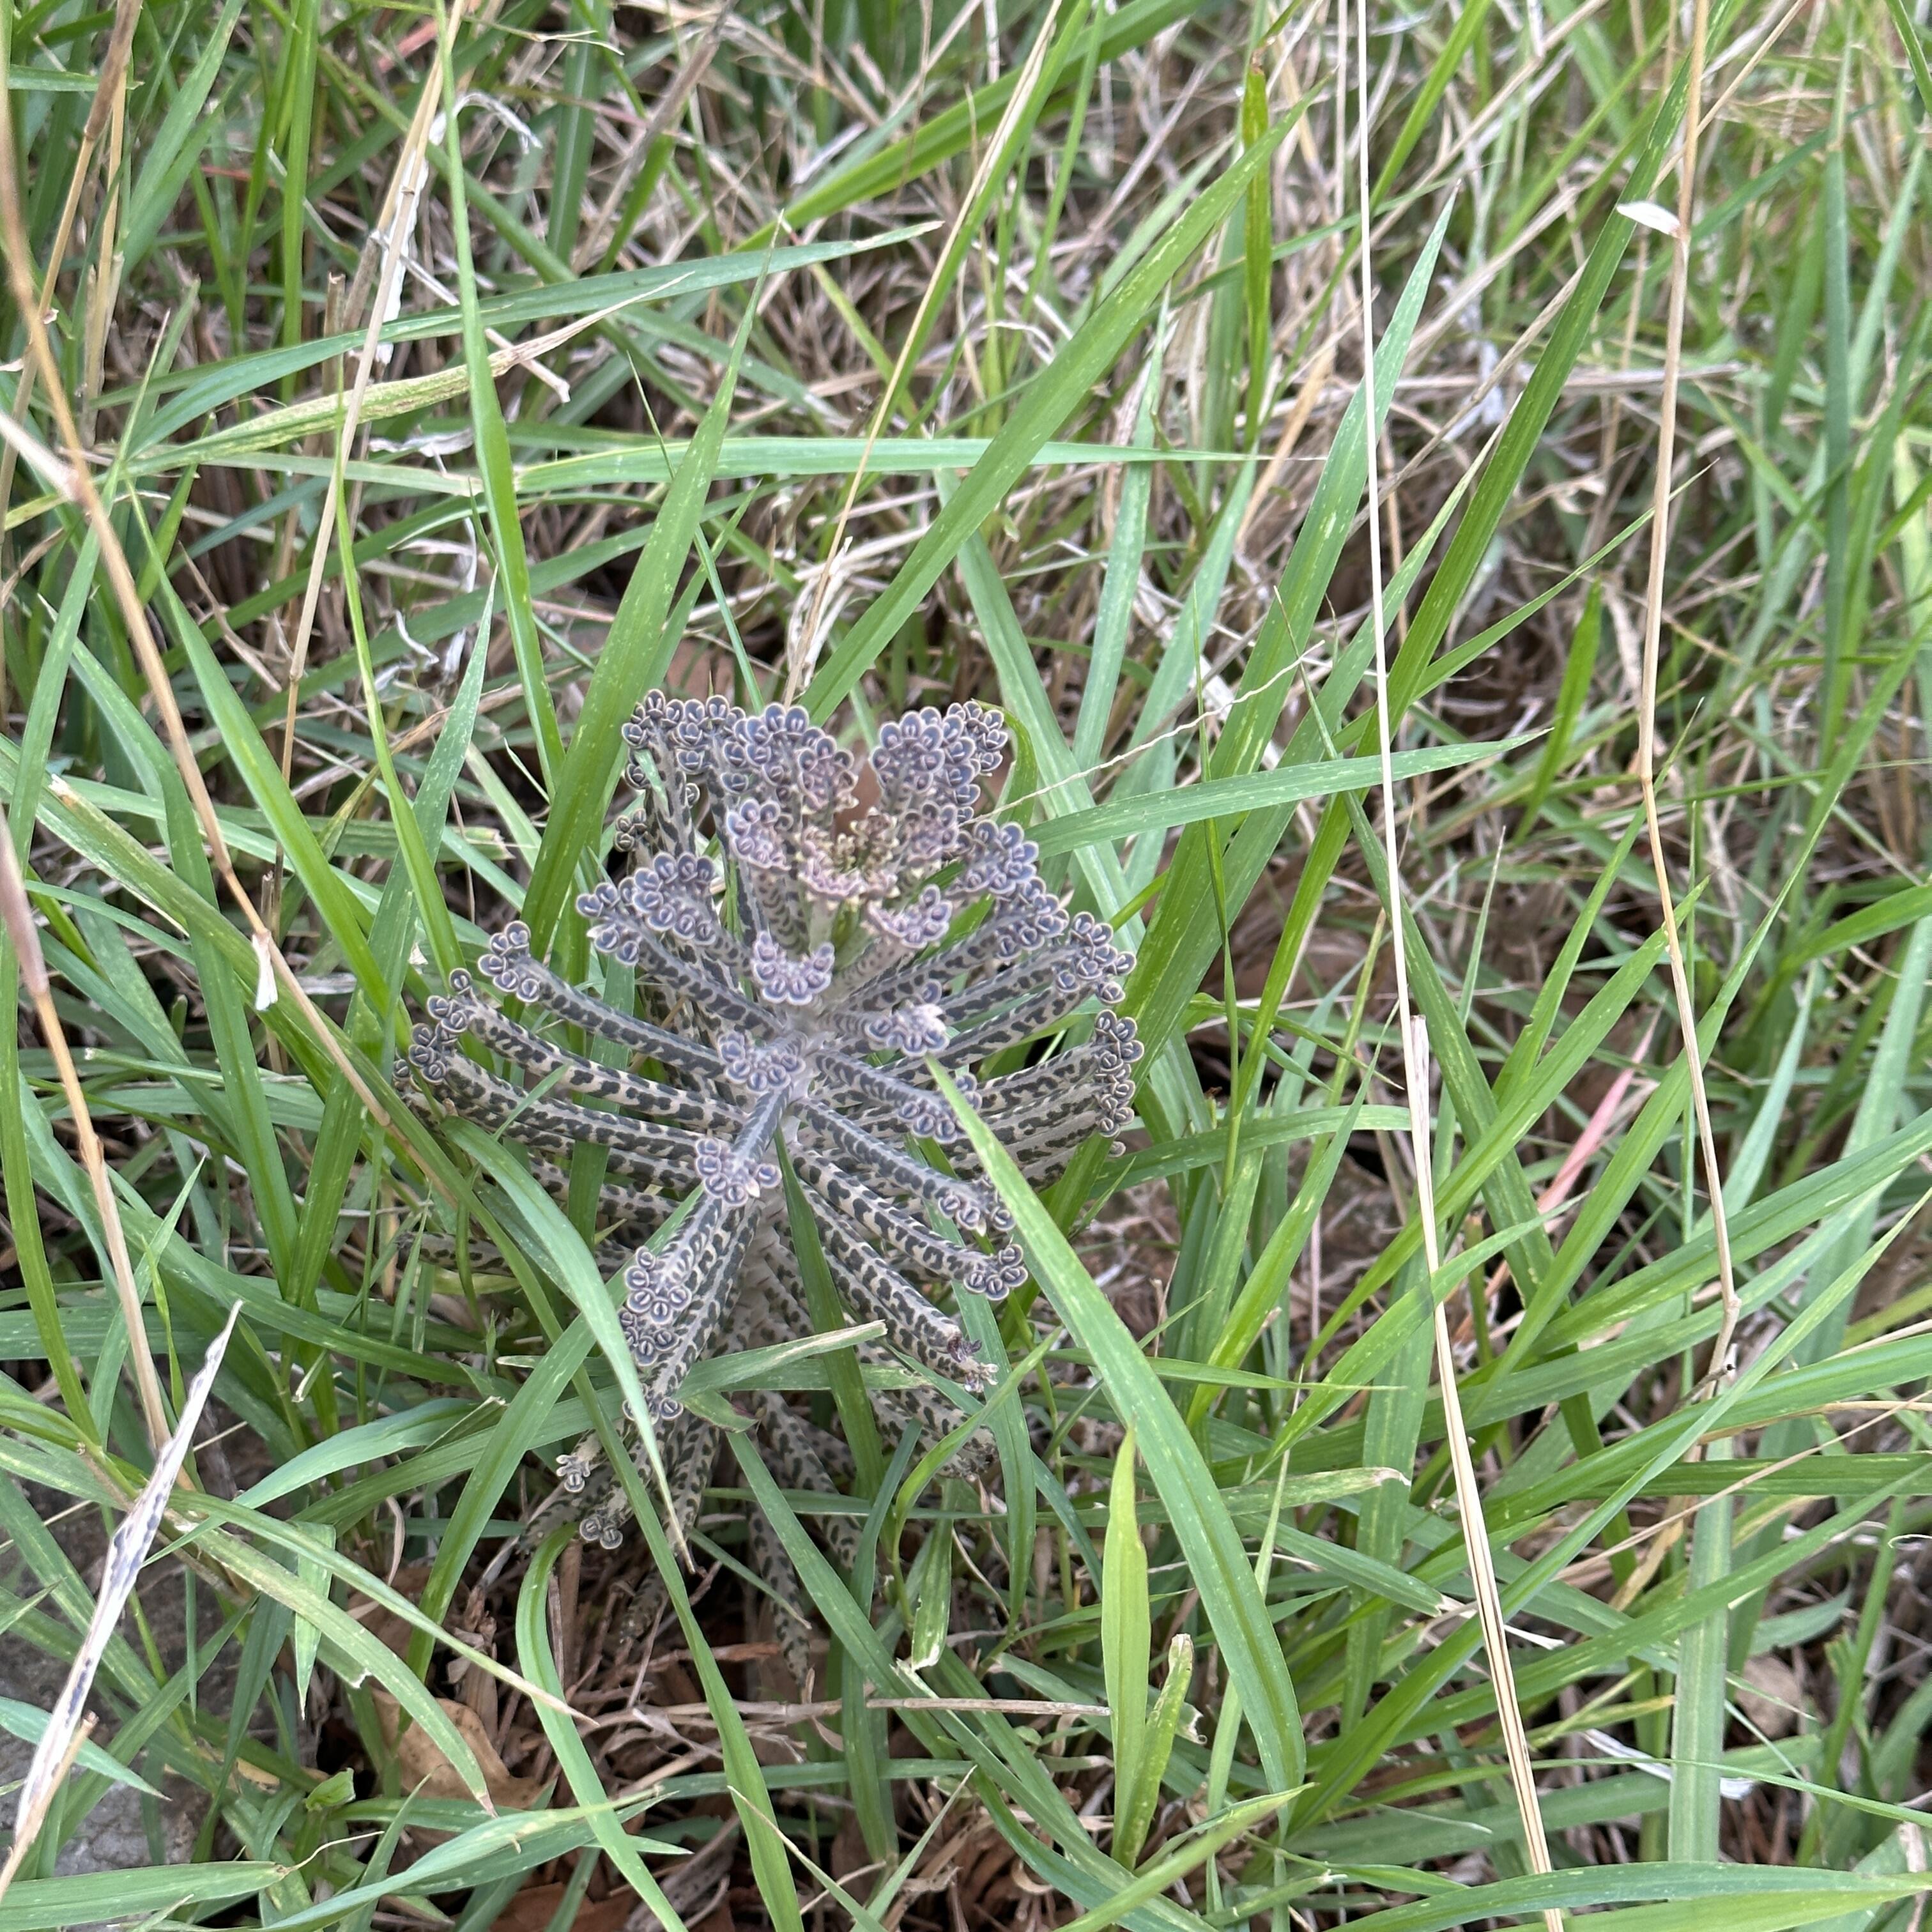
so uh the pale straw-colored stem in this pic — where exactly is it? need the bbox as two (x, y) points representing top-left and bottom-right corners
(0, 0), (141, 534)
(1349, 0), (1560, 1915)
(0, 799), (169, 1453)
(0, 1303), (241, 1910)
(0, 79), (434, 1189)
(277, 3), (467, 785)
(1633, 0), (1735, 1395)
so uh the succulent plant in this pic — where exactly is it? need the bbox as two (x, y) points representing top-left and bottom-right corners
(409, 694), (1140, 1675)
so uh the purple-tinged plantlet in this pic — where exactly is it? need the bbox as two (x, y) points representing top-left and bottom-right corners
(409, 696), (1139, 1675)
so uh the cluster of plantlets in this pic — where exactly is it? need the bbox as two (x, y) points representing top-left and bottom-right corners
(407, 694), (1138, 1667)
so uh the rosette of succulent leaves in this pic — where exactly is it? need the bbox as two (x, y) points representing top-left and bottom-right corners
(408, 695), (1140, 1675)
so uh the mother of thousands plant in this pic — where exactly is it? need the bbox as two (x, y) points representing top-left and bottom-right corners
(408, 696), (1140, 1668)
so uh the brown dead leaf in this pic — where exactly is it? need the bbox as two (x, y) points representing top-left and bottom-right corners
(493, 1882), (632, 1932)
(346, 1566), (434, 1664)
(1738, 1653), (1805, 1740)
(374, 1690), (546, 1807)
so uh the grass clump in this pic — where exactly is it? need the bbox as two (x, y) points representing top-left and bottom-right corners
(0, 1), (1930, 1929)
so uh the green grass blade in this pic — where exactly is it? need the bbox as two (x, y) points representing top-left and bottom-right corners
(518, 303), (755, 968)
(802, 115), (1296, 719)
(938, 1067), (1305, 1792)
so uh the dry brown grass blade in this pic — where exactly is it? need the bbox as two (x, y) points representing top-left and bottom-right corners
(279, 0), (470, 782)
(197, 296), (662, 470)
(1406, 1020), (1562, 1928)
(0, 0), (143, 551)
(0, 799), (169, 1453)
(0, 1715), (94, 1907)
(78, 63), (130, 444)
(1348, 0), (1559, 1915)
(1633, 0), (1736, 1397)
(0, 1301), (241, 1908)
(1236, 340), (1335, 555)
(577, 6), (728, 273)
(0, 409), (79, 502)
(0, 82), (434, 1186)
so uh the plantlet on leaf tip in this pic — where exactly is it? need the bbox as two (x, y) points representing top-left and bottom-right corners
(408, 695), (1141, 1670)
